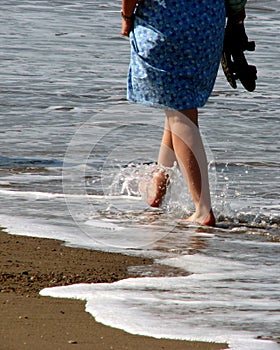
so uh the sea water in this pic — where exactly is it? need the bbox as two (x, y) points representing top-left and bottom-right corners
(0, 1), (279, 349)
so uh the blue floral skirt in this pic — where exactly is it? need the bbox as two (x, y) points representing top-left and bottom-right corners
(127, 0), (226, 110)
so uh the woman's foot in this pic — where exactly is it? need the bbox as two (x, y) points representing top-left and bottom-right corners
(140, 171), (169, 208)
(183, 209), (216, 227)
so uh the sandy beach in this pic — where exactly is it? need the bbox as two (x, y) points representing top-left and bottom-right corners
(0, 228), (227, 350)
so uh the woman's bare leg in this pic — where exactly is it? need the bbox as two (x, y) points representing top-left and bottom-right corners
(144, 118), (176, 207)
(164, 109), (215, 226)
(157, 117), (177, 167)
(145, 109), (215, 226)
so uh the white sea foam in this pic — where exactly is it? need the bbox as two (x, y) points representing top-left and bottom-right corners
(40, 241), (280, 350)
(0, 188), (141, 201)
(41, 275), (280, 350)
(0, 189), (67, 199)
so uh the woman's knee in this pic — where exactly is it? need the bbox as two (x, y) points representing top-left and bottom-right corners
(165, 108), (198, 127)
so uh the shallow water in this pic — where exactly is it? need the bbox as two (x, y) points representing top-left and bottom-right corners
(1, 1), (280, 349)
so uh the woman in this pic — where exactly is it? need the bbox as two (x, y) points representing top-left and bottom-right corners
(121, 0), (247, 226)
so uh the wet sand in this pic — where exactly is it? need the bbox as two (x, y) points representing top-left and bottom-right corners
(0, 228), (227, 350)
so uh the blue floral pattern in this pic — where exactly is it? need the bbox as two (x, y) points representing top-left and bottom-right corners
(127, 0), (226, 110)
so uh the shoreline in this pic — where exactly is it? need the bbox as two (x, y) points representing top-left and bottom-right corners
(0, 228), (227, 350)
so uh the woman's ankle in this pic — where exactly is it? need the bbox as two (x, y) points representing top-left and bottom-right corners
(184, 208), (216, 227)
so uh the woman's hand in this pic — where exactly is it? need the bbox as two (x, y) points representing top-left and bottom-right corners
(121, 0), (137, 36)
(121, 18), (133, 37)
